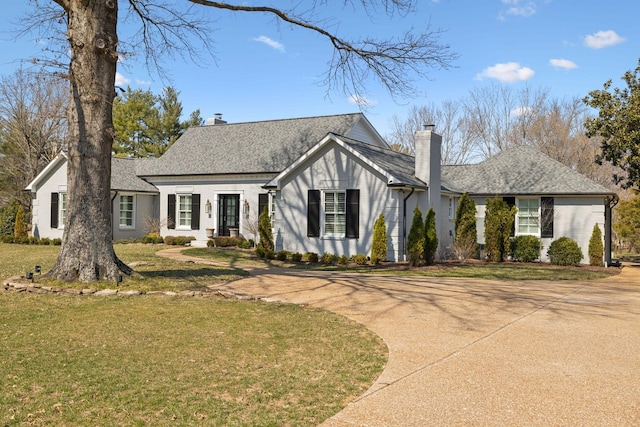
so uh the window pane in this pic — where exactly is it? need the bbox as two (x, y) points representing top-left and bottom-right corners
(324, 191), (346, 236)
(179, 195), (192, 227)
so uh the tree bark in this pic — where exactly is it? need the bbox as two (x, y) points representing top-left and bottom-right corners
(48, 0), (132, 282)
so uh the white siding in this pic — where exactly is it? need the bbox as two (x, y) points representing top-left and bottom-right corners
(112, 193), (157, 241)
(276, 143), (405, 261)
(30, 160), (67, 240)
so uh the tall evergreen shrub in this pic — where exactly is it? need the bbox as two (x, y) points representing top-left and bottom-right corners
(13, 204), (28, 239)
(454, 193), (477, 260)
(407, 207), (425, 266)
(256, 206), (274, 258)
(588, 223), (604, 266)
(484, 197), (516, 262)
(371, 213), (387, 265)
(424, 208), (438, 265)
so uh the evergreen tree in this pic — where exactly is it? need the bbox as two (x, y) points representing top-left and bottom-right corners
(13, 203), (28, 239)
(588, 223), (604, 266)
(454, 193), (477, 260)
(371, 213), (387, 264)
(424, 207), (438, 265)
(407, 207), (425, 266)
(484, 197), (516, 262)
(614, 193), (640, 252)
(0, 198), (21, 236)
(256, 205), (274, 258)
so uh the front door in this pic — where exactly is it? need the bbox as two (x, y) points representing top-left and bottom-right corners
(218, 194), (240, 236)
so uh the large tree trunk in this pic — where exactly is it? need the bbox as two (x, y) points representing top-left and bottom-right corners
(48, 0), (131, 282)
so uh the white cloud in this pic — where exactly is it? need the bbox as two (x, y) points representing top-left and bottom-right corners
(511, 106), (533, 117)
(135, 78), (152, 85)
(499, 0), (536, 20)
(115, 72), (130, 87)
(476, 62), (535, 83)
(549, 58), (578, 70)
(252, 35), (285, 53)
(584, 30), (625, 49)
(347, 94), (377, 107)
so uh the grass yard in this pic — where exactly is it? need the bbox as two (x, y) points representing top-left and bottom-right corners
(185, 247), (618, 281)
(0, 243), (387, 426)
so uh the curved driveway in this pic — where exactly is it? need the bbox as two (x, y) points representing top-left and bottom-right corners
(158, 249), (640, 426)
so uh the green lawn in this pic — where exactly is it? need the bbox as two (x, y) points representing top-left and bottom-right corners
(0, 243), (387, 426)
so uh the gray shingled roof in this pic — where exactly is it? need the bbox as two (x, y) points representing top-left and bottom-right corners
(137, 113), (365, 176)
(441, 145), (613, 195)
(111, 158), (158, 193)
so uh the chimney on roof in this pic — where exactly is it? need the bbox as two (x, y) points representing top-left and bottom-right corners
(206, 113), (227, 125)
(415, 123), (441, 228)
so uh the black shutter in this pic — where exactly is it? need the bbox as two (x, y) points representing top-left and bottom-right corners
(191, 194), (200, 230)
(258, 194), (269, 217)
(307, 190), (320, 237)
(50, 193), (59, 228)
(346, 189), (360, 239)
(167, 194), (176, 229)
(503, 197), (516, 237)
(541, 197), (554, 238)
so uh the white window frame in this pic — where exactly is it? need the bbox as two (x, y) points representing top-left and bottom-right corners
(322, 190), (346, 238)
(448, 197), (455, 221)
(58, 192), (67, 229)
(177, 194), (192, 229)
(517, 197), (540, 236)
(118, 194), (136, 229)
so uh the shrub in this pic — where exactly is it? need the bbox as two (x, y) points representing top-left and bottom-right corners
(424, 207), (438, 265)
(352, 254), (368, 265)
(163, 235), (176, 245)
(291, 252), (303, 262)
(337, 255), (350, 265)
(275, 250), (289, 261)
(163, 235), (194, 246)
(0, 198), (20, 236)
(215, 236), (246, 247)
(371, 214), (387, 264)
(588, 224), (604, 266)
(13, 204), (28, 239)
(547, 237), (583, 266)
(511, 235), (541, 262)
(52, 238), (62, 246)
(1, 235), (15, 243)
(484, 197), (516, 262)
(141, 233), (164, 244)
(305, 252), (319, 263)
(407, 207), (425, 266)
(320, 252), (337, 265)
(256, 205), (274, 258)
(39, 237), (52, 246)
(238, 239), (253, 249)
(455, 193), (477, 260)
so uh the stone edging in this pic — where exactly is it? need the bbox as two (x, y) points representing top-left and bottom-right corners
(1, 276), (271, 302)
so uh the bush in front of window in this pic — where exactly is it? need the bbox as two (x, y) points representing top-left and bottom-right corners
(352, 254), (368, 265)
(141, 233), (164, 244)
(511, 235), (541, 262)
(163, 236), (195, 246)
(320, 252), (337, 265)
(547, 237), (583, 266)
(407, 207), (425, 266)
(275, 250), (289, 261)
(424, 208), (438, 265)
(484, 197), (517, 262)
(455, 193), (478, 261)
(588, 224), (604, 266)
(337, 255), (350, 265)
(304, 252), (319, 263)
(371, 214), (387, 265)
(291, 252), (303, 262)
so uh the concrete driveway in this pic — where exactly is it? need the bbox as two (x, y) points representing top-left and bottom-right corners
(157, 249), (640, 425)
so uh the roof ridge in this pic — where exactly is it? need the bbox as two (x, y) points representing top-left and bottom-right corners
(190, 112), (363, 128)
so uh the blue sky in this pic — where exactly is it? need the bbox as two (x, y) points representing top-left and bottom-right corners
(1, 1), (638, 137)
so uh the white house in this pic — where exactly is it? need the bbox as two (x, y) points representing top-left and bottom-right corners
(26, 113), (616, 264)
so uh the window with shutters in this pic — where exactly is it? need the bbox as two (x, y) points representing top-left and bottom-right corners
(178, 194), (192, 228)
(119, 195), (135, 229)
(59, 193), (67, 229)
(517, 198), (539, 235)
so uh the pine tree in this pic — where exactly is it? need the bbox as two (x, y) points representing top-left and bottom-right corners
(454, 193), (477, 260)
(13, 204), (28, 239)
(588, 223), (604, 266)
(407, 207), (425, 266)
(256, 205), (274, 258)
(424, 208), (438, 265)
(484, 197), (516, 262)
(371, 213), (387, 264)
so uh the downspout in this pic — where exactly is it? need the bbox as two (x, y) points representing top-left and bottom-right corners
(110, 191), (118, 241)
(402, 188), (415, 261)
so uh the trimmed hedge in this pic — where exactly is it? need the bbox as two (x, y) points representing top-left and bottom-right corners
(511, 235), (541, 262)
